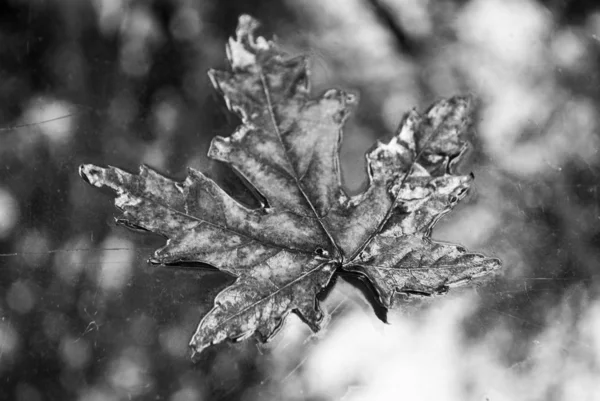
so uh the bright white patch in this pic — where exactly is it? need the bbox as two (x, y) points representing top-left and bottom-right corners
(434, 205), (499, 248)
(228, 38), (257, 70)
(303, 296), (474, 400)
(97, 236), (134, 291)
(116, 193), (143, 209)
(457, 0), (550, 67)
(24, 98), (74, 143)
(263, 289), (600, 401)
(0, 187), (19, 239)
(451, 0), (593, 178)
(483, 85), (598, 175)
(255, 36), (269, 50)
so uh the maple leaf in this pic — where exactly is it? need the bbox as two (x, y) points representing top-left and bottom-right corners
(79, 15), (501, 356)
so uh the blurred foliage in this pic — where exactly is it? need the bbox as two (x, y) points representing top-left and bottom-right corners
(1, 0), (600, 400)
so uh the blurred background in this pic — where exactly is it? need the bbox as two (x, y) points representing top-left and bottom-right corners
(1, 0), (600, 400)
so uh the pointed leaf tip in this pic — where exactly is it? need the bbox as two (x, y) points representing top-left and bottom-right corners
(79, 164), (105, 187)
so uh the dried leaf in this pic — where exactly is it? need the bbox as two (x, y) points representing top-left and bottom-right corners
(79, 15), (501, 357)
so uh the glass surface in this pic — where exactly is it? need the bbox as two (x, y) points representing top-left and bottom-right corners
(1, 1), (600, 400)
